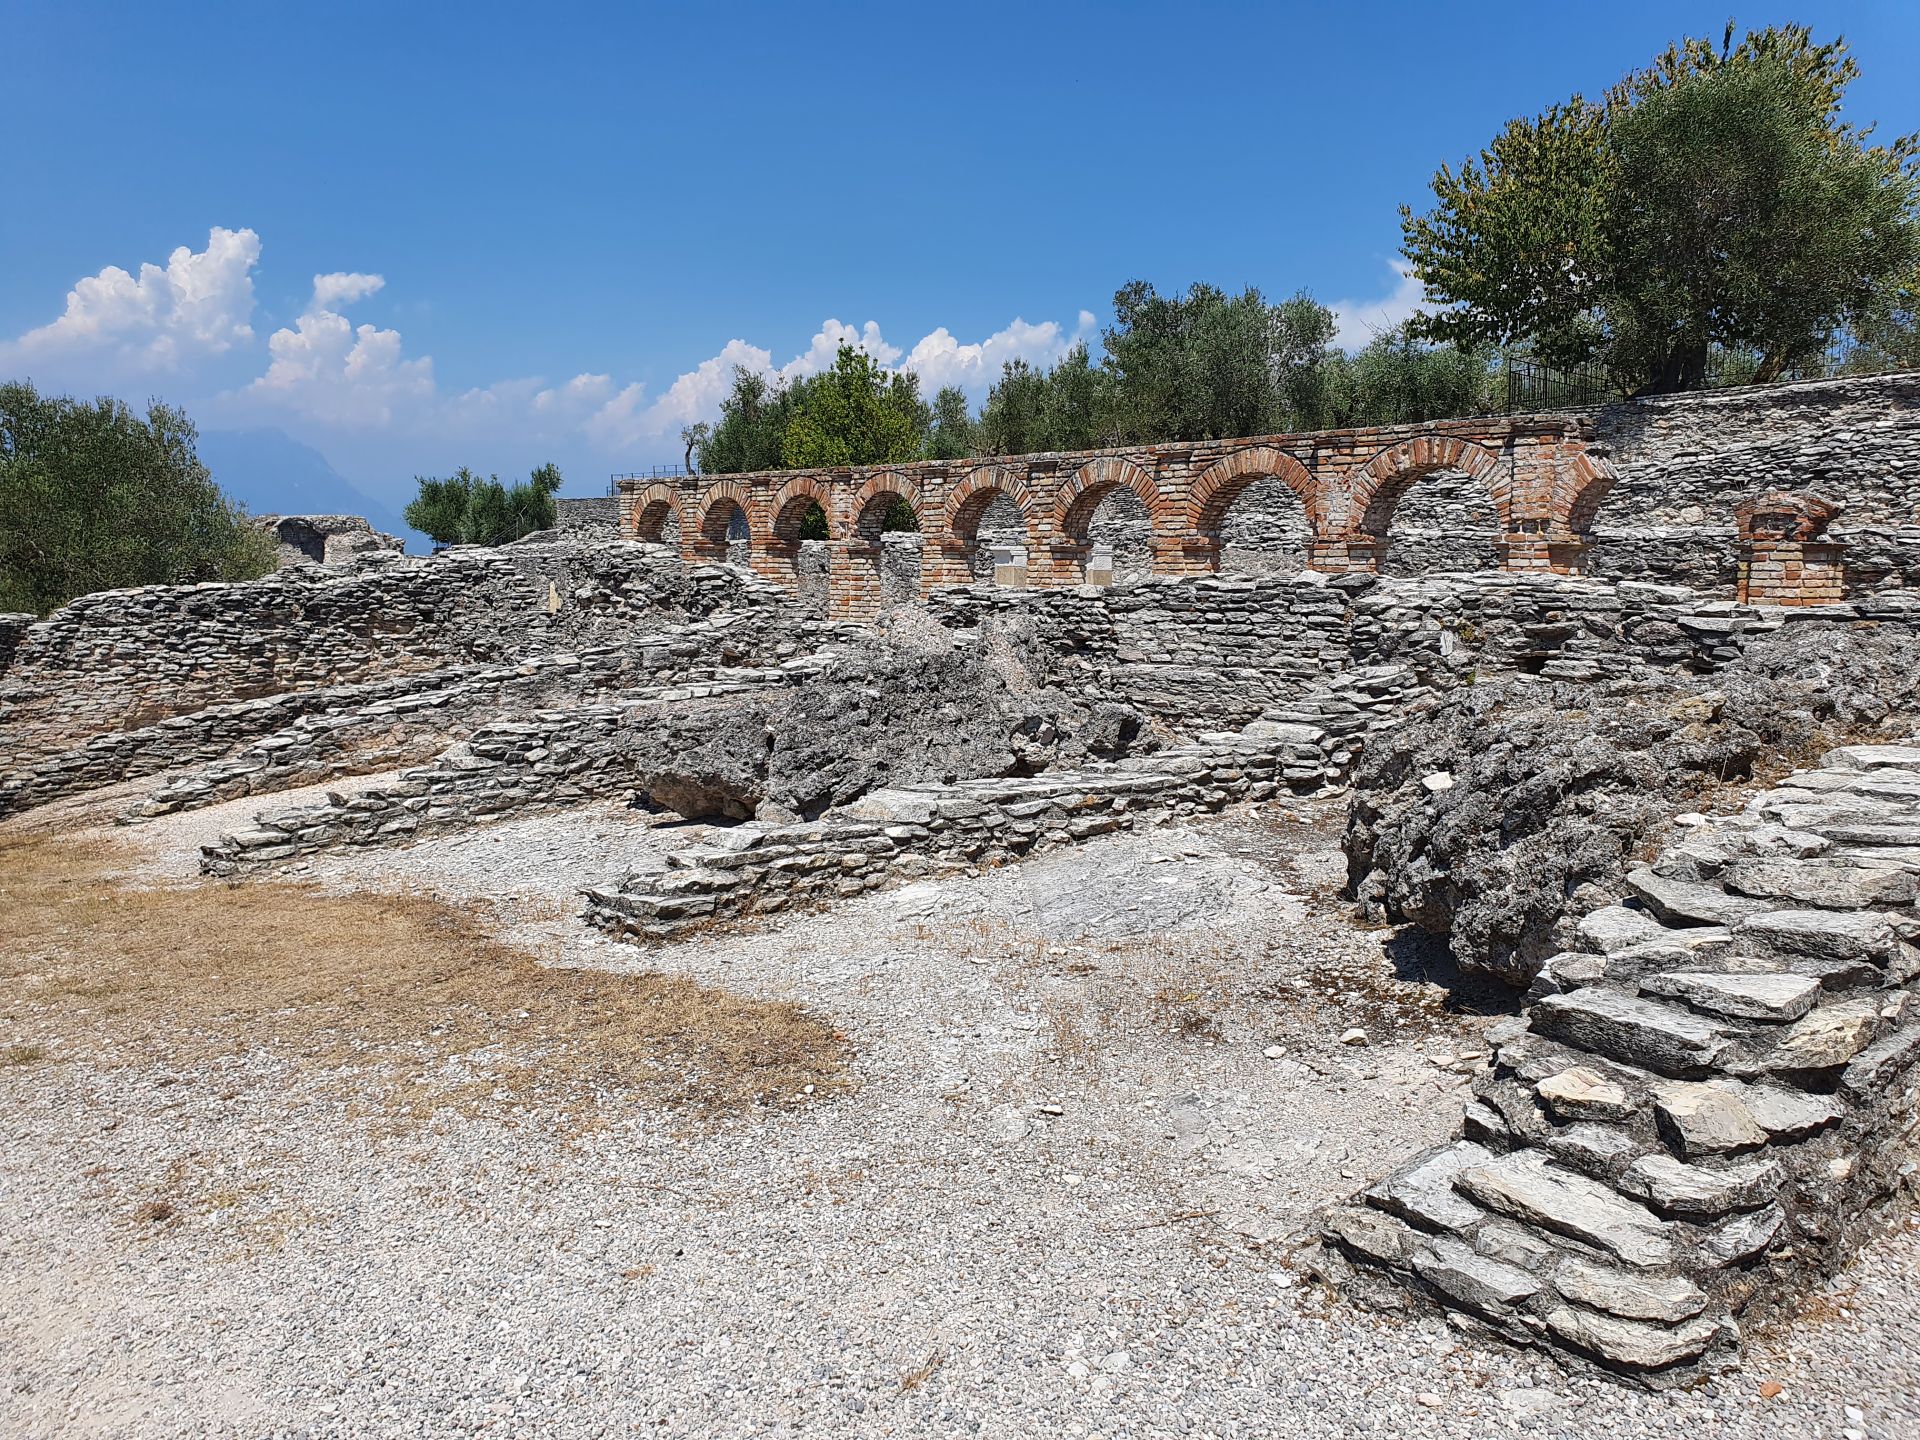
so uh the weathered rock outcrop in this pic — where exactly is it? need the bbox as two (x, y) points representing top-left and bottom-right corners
(1346, 622), (1920, 986)
(621, 619), (1152, 823)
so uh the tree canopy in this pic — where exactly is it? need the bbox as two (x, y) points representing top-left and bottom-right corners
(0, 381), (276, 615)
(693, 345), (933, 475)
(404, 463), (562, 547)
(690, 285), (1498, 475)
(1402, 23), (1920, 392)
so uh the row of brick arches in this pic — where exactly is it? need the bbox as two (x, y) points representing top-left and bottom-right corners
(619, 416), (1620, 618)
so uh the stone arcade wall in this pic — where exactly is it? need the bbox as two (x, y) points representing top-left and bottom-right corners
(1319, 742), (1920, 1384)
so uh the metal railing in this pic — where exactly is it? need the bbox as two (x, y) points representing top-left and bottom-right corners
(1503, 358), (1611, 413)
(607, 465), (689, 496)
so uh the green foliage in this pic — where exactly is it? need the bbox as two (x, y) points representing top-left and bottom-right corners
(0, 381), (276, 615)
(780, 347), (928, 469)
(1100, 283), (1340, 441)
(694, 347), (932, 474)
(975, 345), (1111, 455)
(1403, 23), (1920, 392)
(1321, 326), (1499, 426)
(403, 462), (562, 547)
(923, 385), (976, 461)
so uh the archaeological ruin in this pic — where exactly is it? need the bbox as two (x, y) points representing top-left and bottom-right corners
(5, 370), (1920, 1390)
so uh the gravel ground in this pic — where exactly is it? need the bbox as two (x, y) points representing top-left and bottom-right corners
(3, 790), (1916, 1439)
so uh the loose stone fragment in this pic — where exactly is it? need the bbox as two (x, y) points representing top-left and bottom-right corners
(1324, 1205), (1416, 1265)
(1764, 999), (1882, 1072)
(1365, 1141), (1492, 1234)
(1535, 1066), (1637, 1122)
(1545, 1122), (1638, 1174)
(1456, 1151), (1675, 1268)
(1720, 858), (1916, 910)
(1553, 1256), (1708, 1323)
(1734, 910), (1901, 966)
(1474, 1220), (1557, 1271)
(1639, 970), (1820, 1023)
(1653, 1082), (1768, 1157)
(1701, 1203), (1786, 1265)
(1532, 989), (1729, 1078)
(1839, 1023), (1920, 1096)
(1575, 905), (1677, 956)
(1618, 1154), (1784, 1218)
(1742, 1084), (1843, 1140)
(1543, 1306), (1730, 1372)
(1625, 869), (1777, 927)
(1412, 1237), (1542, 1315)
(1819, 744), (1920, 772)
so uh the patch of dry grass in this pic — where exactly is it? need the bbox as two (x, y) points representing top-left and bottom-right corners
(0, 834), (852, 1122)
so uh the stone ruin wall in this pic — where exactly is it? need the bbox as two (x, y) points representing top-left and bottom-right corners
(1321, 742), (1920, 1384)
(5, 371), (1920, 1390)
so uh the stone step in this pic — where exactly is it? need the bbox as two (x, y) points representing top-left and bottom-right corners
(1532, 988), (1731, 1077)
(1639, 969), (1820, 1022)
(1454, 1150), (1676, 1268)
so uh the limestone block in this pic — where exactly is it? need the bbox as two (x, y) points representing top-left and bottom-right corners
(1553, 1256), (1708, 1323)
(1653, 1082), (1768, 1157)
(1533, 988), (1730, 1077)
(1618, 1153), (1784, 1219)
(1639, 970), (1820, 1023)
(1456, 1151), (1675, 1268)
(1543, 1306), (1731, 1372)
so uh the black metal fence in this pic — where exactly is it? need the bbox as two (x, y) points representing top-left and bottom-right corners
(1503, 358), (1611, 413)
(607, 465), (689, 496)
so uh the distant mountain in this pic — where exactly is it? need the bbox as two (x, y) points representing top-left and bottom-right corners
(198, 428), (420, 551)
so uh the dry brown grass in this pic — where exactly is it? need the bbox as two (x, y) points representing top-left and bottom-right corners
(0, 833), (852, 1123)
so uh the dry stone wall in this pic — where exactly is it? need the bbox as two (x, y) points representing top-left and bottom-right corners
(0, 541), (778, 771)
(1320, 741), (1920, 1384)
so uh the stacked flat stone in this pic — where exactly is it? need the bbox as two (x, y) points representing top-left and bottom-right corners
(1322, 741), (1920, 1383)
(0, 543), (777, 769)
(579, 720), (1332, 941)
(197, 660), (828, 875)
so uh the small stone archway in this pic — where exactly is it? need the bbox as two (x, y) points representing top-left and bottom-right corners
(767, 476), (837, 614)
(692, 481), (753, 567)
(935, 465), (1036, 589)
(1187, 446), (1324, 576)
(1346, 435), (1513, 574)
(848, 473), (924, 616)
(1052, 457), (1167, 585)
(628, 483), (681, 544)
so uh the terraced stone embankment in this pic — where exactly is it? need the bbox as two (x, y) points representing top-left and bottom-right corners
(1321, 741), (1920, 1383)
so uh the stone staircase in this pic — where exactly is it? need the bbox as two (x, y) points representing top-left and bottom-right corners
(1319, 741), (1920, 1383)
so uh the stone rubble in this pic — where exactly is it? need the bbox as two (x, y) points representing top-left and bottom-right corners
(1321, 741), (1920, 1384)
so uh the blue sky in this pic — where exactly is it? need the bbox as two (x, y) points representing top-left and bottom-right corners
(6, 0), (1919, 515)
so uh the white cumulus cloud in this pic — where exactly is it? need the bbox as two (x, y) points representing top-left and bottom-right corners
(1330, 263), (1427, 351)
(4, 226), (260, 371)
(311, 272), (385, 310)
(7, 225), (1101, 471)
(246, 289), (433, 428)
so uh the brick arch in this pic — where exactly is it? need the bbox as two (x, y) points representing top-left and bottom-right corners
(1055, 456), (1164, 541)
(1351, 435), (1511, 538)
(694, 480), (752, 556)
(770, 475), (836, 547)
(943, 465), (1033, 544)
(628, 483), (680, 542)
(852, 472), (922, 539)
(1564, 452), (1623, 538)
(1188, 447), (1323, 538)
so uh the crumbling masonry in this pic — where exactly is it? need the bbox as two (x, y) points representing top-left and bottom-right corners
(6, 371), (1920, 1386)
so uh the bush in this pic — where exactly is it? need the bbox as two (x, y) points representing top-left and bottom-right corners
(404, 463), (562, 547)
(0, 381), (276, 615)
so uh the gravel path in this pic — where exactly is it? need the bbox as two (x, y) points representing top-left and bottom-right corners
(3, 793), (1915, 1438)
